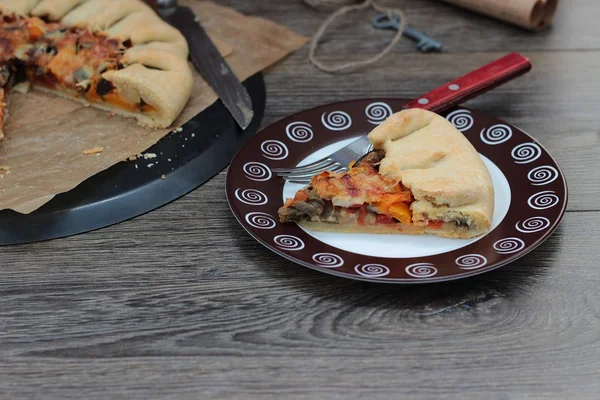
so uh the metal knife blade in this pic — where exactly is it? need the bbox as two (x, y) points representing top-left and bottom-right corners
(149, 0), (254, 130)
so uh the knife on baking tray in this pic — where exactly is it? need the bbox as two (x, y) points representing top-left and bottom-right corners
(146, 0), (254, 130)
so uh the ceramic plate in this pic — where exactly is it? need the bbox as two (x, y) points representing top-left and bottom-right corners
(226, 99), (567, 283)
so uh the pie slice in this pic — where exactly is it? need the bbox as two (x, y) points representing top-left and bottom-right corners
(0, 0), (194, 141)
(278, 109), (495, 239)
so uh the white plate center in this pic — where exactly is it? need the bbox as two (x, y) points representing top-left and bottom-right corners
(282, 137), (511, 258)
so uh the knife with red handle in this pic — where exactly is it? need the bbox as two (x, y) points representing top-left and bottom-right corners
(403, 52), (532, 113)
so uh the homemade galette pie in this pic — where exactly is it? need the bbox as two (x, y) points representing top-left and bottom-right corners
(278, 109), (495, 239)
(0, 0), (194, 141)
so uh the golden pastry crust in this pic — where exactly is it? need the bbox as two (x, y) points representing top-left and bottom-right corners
(298, 220), (476, 239)
(0, 0), (39, 15)
(0, 0), (193, 128)
(368, 108), (495, 234)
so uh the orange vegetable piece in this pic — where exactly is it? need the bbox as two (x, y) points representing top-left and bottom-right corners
(26, 18), (47, 41)
(428, 220), (444, 229)
(387, 202), (411, 224)
(47, 48), (81, 82)
(374, 192), (412, 213)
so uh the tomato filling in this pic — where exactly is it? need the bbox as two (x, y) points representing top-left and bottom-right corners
(281, 151), (418, 226)
(279, 149), (454, 229)
(0, 13), (156, 119)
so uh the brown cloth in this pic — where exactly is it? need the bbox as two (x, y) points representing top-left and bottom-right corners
(0, 1), (306, 214)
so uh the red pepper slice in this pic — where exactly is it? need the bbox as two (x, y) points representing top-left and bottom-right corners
(428, 220), (444, 229)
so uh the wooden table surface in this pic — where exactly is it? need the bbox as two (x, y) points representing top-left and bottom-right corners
(2, 1), (599, 398)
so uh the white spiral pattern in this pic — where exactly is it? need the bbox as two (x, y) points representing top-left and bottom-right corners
(261, 140), (289, 160)
(234, 189), (268, 205)
(321, 111), (352, 131)
(446, 109), (474, 132)
(274, 235), (305, 251)
(516, 216), (551, 233)
(480, 124), (513, 145)
(286, 121), (313, 143)
(354, 263), (390, 278)
(245, 212), (276, 229)
(243, 162), (272, 181)
(528, 165), (559, 186)
(405, 263), (438, 278)
(493, 237), (525, 254)
(312, 253), (344, 268)
(455, 254), (488, 270)
(528, 190), (559, 210)
(365, 102), (393, 125)
(511, 142), (542, 164)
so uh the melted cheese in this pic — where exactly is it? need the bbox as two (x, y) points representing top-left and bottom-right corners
(310, 165), (411, 208)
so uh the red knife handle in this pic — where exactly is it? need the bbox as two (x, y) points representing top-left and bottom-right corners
(403, 52), (532, 113)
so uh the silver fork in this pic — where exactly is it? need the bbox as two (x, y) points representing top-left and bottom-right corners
(272, 52), (532, 184)
(272, 136), (372, 184)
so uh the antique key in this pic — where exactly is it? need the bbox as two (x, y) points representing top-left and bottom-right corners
(372, 13), (443, 53)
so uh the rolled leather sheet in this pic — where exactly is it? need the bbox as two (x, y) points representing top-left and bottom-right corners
(438, 0), (558, 30)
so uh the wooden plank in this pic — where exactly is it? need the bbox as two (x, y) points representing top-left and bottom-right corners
(0, 210), (598, 398)
(1, 1), (599, 398)
(220, 0), (600, 53)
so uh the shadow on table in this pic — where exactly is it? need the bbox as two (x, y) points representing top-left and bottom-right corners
(249, 225), (563, 313)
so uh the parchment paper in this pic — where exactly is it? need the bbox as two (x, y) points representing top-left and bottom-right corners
(438, 0), (558, 30)
(0, 0), (306, 214)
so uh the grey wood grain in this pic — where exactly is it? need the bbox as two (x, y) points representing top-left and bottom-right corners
(220, 0), (600, 52)
(1, 207), (599, 399)
(1, 0), (600, 399)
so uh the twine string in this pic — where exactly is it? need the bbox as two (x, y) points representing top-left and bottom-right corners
(307, 0), (406, 73)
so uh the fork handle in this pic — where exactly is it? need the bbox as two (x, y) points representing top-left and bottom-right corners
(402, 52), (532, 113)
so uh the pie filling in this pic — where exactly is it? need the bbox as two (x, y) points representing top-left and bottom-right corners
(0, 13), (156, 125)
(278, 150), (472, 231)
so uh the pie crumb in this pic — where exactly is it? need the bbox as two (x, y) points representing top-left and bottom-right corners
(142, 153), (157, 159)
(161, 175), (166, 180)
(83, 147), (104, 155)
(13, 81), (31, 94)
(128, 155), (137, 161)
